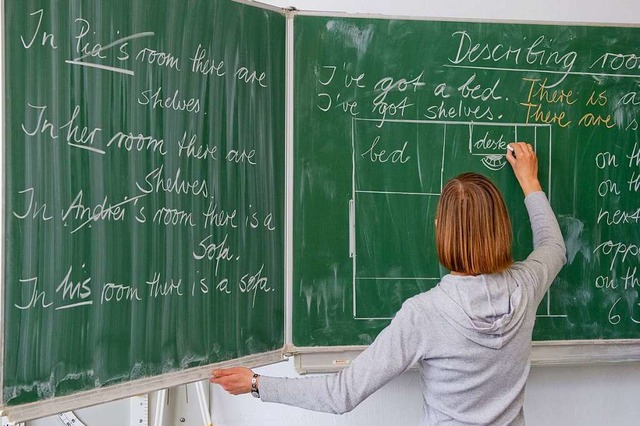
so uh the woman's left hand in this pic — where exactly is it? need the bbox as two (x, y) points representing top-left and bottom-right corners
(210, 367), (254, 395)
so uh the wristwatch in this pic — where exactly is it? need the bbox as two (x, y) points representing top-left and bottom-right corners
(250, 373), (260, 398)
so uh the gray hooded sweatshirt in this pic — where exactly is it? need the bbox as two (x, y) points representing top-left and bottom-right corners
(260, 191), (567, 425)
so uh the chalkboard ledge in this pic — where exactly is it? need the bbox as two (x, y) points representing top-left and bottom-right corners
(287, 341), (640, 374)
(1, 351), (285, 423)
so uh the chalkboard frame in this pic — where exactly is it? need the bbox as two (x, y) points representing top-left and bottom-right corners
(285, 9), (640, 372)
(0, 0), (6, 416)
(0, 0), (290, 422)
(288, 341), (640, 375)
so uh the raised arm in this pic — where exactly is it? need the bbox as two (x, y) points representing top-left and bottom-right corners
(211, 299), (426, 414)
(506, 142), (567, 302)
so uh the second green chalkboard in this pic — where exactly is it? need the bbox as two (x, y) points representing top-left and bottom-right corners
(293, 15), (640, 347)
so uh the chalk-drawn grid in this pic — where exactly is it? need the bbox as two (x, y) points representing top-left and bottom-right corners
(350, 118), (559, 320)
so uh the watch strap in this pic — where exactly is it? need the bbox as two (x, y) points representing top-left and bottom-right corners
(250, 373), (260, 398)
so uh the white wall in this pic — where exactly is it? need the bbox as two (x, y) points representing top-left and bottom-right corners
(13, 1), (640, 425)
(262, 0), (640, 23)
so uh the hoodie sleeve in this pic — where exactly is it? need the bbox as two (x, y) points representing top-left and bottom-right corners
(522, 191), (567, 304)
(259, 300), (425, 414)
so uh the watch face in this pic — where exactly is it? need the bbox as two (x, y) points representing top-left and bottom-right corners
(251, 390), (260, 398)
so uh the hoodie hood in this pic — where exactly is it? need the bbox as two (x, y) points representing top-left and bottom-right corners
(430, 272), (528, 349)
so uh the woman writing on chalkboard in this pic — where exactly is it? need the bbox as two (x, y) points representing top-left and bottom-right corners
(211, 142), (566, 425)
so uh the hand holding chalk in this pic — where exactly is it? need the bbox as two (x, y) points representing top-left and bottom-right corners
(506, 142), (542, 196)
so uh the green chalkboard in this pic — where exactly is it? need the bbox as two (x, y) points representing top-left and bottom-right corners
(3, 0), (285, 406)
(293, 16), (640, 347)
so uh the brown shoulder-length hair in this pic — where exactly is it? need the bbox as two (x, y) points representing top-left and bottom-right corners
(435, 173), (513, 275)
